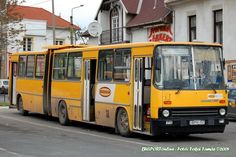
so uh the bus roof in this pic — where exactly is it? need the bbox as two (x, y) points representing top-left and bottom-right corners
(43, 44), (88, 50)
(10, 42), (222, 56)
(10, 51), (48, 56)
(10, 44), (90, 56)
(55, 42), (222, 53)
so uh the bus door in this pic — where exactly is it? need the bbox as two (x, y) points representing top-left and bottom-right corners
(83, 59), (96, 121)
(133, 58), (144, 131)
(11, 62), (17, 105)
(133, 57), (152, 131)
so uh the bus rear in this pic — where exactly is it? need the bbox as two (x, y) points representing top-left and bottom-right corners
(150, 43), (228, 135)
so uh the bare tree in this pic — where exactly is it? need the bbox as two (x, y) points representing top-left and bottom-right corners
(0, 0), (24, 78)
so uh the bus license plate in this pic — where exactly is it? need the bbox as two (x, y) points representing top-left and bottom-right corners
(189, 120), (205, 125)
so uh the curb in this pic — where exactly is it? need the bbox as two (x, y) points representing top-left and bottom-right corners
(0, 106), (9, 109)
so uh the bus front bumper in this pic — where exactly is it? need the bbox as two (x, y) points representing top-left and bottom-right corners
(150, 117), (229, 136)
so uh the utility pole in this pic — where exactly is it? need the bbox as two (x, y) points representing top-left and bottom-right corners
(70, 15), (73, 44)
(0, 20), (3, 78)
(52, 0), (56, 45)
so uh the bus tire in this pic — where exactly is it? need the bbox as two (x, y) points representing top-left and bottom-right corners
(18, 96), (28, 116)
(58, 101), (69, 125)
(116, 108), (131, 137)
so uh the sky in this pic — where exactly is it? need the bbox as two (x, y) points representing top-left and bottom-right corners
(22, 0), (103, 29)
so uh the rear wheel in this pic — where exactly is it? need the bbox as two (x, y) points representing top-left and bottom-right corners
(58, 101), (69, 125)
(116, 108), (131, 137)
(18, 96), (28, 116)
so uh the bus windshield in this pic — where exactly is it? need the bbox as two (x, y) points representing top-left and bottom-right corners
(154, 45), (224, 90)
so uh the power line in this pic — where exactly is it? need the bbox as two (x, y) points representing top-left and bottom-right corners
(26, 0), (51, 7)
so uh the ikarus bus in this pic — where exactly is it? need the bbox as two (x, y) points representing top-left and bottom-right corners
(8, 42), (228, 137)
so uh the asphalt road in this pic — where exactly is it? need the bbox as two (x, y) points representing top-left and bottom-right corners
(0, 108), (236, 157)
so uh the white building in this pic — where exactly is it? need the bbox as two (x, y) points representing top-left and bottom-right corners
(94, 0), (173, 45)
(9, 5), (80, 53)
(165, 0), (236, 86)
(4, 5), (80, 78)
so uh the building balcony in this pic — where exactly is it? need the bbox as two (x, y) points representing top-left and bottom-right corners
(100, 27), (129, 45)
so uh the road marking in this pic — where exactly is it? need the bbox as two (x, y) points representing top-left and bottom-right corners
(0, 114), (154, 147)
(0, 147), (35, 157)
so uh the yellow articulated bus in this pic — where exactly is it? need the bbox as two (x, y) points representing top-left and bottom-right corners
(9, 42), (228, 136)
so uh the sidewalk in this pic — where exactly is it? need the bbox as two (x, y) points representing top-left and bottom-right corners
(0, 106), (9, 109)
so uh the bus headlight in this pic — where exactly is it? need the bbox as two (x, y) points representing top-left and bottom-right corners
(219, 108), (226, 116)
(162, 109), (170, 117)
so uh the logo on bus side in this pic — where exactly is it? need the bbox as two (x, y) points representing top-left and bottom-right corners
(99, 87), (111, 97)
(208, 94), (223, 100)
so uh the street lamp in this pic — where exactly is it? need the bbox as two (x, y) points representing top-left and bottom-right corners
(70, 5), (84, 45)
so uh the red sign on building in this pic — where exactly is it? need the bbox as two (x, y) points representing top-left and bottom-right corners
(148, 25), (173, 42)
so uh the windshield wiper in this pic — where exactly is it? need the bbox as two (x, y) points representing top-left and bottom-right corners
(175, 87), (183, 94)
(209, 84), (217, 94)
(203, 77), (218, 94)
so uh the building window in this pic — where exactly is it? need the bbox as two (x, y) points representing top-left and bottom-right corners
(56, 40), (64, 45)
(214, 9), (223, 44)
(23, 37), (33, 51)
(53, 53), (67, 80)
(36, 55), (45, 78)
(98, 50), (113, 81)
(228, 64), (236, 80)
(114, 49), (131, 81)
(111, 7), (119, 42)
(18, 56), (27, 77)
(67, 53), (82, 80)
(26, 55), (35, 77)
(227, 65), (232, 81)
(189, 15), (196, 42)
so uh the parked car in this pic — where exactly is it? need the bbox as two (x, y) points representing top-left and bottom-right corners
(228, 88), (236, 118)
(0, 79), (8, 94)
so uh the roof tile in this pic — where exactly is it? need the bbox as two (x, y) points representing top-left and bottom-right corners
(127, 0), (171, 27)
(9, 5), (80, 29)
(121, 0), (139, 14)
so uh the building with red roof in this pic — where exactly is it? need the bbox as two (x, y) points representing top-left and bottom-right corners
(11, 5), (80, 29)
(9, 5), (80, 53)
(94, 0), (172, 45)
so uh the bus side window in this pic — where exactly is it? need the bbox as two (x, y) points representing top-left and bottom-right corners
(114, 49), (131, 82)
(67, 52), (82, 80)
(53, 53), (67, 80)
(26, 55), (35, 78)
(35, 55), (45, 78)
(18, 56), (27, 77)
(98, 50), (113, 81)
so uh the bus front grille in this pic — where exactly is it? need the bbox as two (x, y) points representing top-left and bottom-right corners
(171, 109), (219, 117)
(160, 107), (224, 118)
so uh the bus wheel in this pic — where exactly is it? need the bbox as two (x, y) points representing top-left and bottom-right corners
(58, 101), (69, 125)
(116, 108), (131, 137)
(18, 96), (28, 116)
